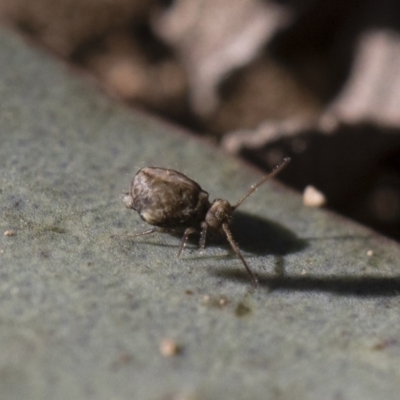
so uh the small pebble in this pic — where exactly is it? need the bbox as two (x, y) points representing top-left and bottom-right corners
(159, 339), (180, 357)
(219, 296), (228, 306)
(303, 185), (326, 207)
(367, 250), (374, 257)
(4, 230), (16, 237)
(202, 295), (211, 304)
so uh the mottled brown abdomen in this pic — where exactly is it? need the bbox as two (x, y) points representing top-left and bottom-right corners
(129, 167), (211, 228)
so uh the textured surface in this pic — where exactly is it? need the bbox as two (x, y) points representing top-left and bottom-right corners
(1, 28), (400, 400)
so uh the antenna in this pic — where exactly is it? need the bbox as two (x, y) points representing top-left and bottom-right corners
(233, 157), (291, 209)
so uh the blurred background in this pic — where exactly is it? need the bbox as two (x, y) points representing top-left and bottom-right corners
(2, 0), (400, 240)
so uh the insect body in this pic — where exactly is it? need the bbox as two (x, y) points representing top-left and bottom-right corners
(124, 158), (290, 287)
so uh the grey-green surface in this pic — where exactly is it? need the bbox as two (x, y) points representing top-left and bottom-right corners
(1, 28), (400, 400)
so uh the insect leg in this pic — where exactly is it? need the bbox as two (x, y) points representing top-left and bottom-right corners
(126, 228), (158, 238)
(222, 223), (259, 288)
(199, 222), (208, 252)
(110, 228), (159, 240)
(177, 227), (197, 258)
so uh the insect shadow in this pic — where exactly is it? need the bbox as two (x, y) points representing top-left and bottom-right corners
(213, 224), (400, 296)
(200, 211), (308, 284)
(216, 269), (400, 297)
(231, 211), (307, 256)
(180, 210), (307, 264)
(162, 211), (306, 255)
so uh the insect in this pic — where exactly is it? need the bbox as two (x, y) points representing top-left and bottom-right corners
(123, 158), (290, 287)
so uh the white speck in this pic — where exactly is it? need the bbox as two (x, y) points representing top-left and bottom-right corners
(303, 185), (326, 207)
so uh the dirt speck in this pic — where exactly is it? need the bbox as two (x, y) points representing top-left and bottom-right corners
(159, 338), (181, 357)
(235, 301), (251, 317)
(202, 294), (229, 308)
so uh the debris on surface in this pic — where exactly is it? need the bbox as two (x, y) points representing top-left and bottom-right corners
(159, 338), (180, 357)
(303, 185), (327, 208)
